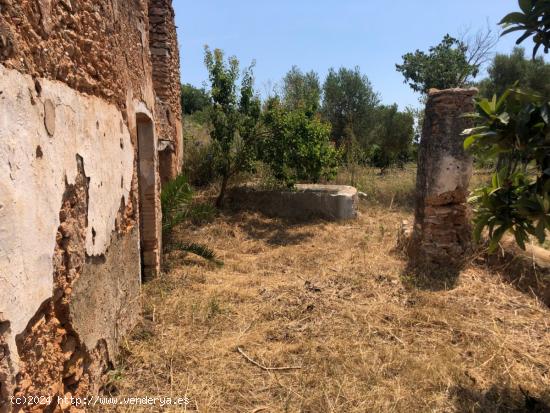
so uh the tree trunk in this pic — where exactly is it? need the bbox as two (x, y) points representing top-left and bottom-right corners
(216, 174), (229, 208)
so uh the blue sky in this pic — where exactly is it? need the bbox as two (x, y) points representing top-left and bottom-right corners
(174, 0), (522, 109)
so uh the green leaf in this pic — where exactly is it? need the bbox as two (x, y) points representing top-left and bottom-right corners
(461, 113), (483, 119)
(473, 215), (489, 242)
(492, 173), (500, 189)
(477, 99), (494, 116)
(535, 219), (547, 244)
(462, 126), (487, 136)
(513, 228), (527, 250)
(501, 26), (528, 36)
(518, 0), (532, 13)
(498, 11), (529, 25)
(496, 89), (512, 111)
(488, 225), (508, 253)
(464, 135), (477, 150)
(171, 242), (224, 266)
(499, 12), (528, 25)
(516, 30), (535, 45)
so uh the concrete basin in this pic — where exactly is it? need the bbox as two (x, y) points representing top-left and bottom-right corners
(228, 184), (358, 220)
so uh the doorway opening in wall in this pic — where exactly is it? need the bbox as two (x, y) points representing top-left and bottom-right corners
(158, 144), (174, 187)
(136, 113), (158, 282)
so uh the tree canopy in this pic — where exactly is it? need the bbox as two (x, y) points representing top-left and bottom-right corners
(260, 98), (340, 187)
(281, 66), (322, 115)
(396, 34), (480, 94)
(181, 83), (210, 115)
(368, 105), (415, 170)
(321, 66), (380, 147)
(464, 0), (550, 251)
(477, 47), (550, 98)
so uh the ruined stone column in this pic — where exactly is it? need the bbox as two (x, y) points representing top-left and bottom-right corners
(148, 0), (184, 185)
(408, 88), (477, 270)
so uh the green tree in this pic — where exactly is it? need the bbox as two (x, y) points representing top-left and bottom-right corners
(477, 47), (550, 98)
(281, 66), (321, 114)
(181, 83), (210, 115)
(368, 105), (415, 171)
(260, 98), (340, 187)
(396, 34), (480, 94)
(204, 46), (261, 207)
(321, 67), (380, 147)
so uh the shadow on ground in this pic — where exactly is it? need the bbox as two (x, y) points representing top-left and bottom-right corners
(451, 384), (550, 413)
(224, 212), (322, 246)
(399, 258), (463, 291)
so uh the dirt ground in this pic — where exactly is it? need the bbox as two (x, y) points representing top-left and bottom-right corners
(98, 179), (550, 413)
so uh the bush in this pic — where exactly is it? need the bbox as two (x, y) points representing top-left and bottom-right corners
(464, 89), (550, 251)
(260, 99), (341, 187)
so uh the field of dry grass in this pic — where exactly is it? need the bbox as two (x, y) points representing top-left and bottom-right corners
(99, 167), (550, 413)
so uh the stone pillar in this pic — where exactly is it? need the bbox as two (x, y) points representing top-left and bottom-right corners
(408, 88), (477, 270)
(148, 0), (184, 185)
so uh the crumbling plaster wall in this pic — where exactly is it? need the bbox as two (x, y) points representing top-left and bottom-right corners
(0, 64), (144, 410)
(0, 65), (134, 359)
(0, 0), (181, 409)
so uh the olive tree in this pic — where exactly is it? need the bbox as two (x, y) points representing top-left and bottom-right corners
(281, 66), (322, 115)
(321, 66), (380, 147)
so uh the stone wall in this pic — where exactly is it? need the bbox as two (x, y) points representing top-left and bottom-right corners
(0, 0), (182, 410)
(148, 0), (183, 185)
(408, 88), (477, 271)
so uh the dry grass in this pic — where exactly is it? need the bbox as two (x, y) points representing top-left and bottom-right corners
(334, 165), (417, 211)
(99, 169), (550, 413)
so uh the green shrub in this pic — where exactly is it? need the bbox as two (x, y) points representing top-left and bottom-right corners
(260, 99), (341, 187)
(466, 0), (550, 252)
(464, 89), (550, 251)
